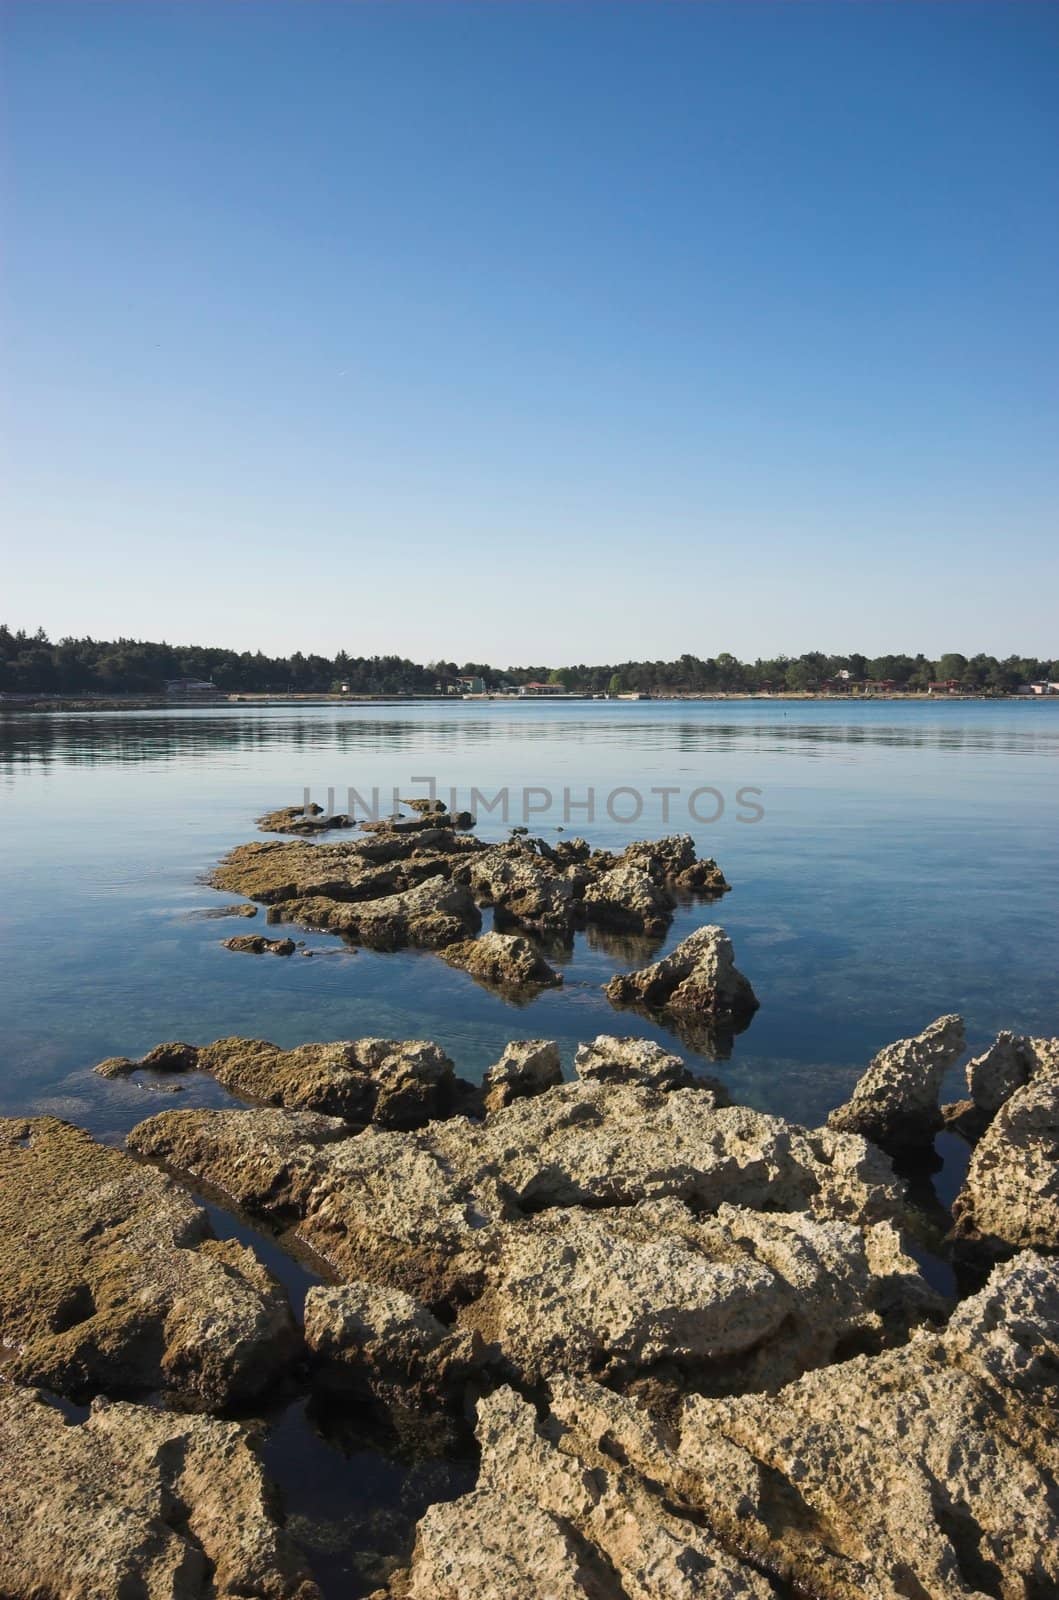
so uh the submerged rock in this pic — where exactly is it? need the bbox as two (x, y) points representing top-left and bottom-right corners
(95, 1040), (201, 1079)
(97, 1035), (474, 1128)
(258, 803), (356, 834)
(440, 930), (562, 993)
(828, 1013), (966, 1151)
(0, 1117), (298, 1405)
(223, 933), (296, 955)
(0, 1386), (319, 1599)
(481, 1039), (563, 1112)
(604, 925), (759, 1030)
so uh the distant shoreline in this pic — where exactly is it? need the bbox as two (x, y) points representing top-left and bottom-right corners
(3, 689), (1056, 713)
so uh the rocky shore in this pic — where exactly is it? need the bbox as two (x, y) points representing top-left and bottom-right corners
(1, 811), (1056, 1599)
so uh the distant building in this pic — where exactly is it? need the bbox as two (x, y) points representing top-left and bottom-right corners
(862, 679), (898, 693)
(927, 680), (962, 695)
(165, 678), (222, 699)
(1015, 682), (1059, 696)
(457, 674), (486, 695)
(518, 681), (567, 697)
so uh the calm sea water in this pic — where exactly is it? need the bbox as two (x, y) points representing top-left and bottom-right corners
(2, 698), (1057, 1592)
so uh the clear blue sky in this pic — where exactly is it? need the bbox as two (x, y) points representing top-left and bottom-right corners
(2, 1), (1056, 664)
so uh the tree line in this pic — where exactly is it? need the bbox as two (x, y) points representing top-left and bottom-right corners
(1, 627), (1055, 697)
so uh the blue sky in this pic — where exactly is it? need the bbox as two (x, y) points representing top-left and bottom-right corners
(2, 1), (1056, 663)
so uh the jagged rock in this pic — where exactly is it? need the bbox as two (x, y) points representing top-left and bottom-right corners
(582, 865), (675, 936)
(0, 1386), (319, 1599)
(386, 1383), (774, 1600)
(573, 1034), (726, 1095)
(282, 875), (481, 949)
(452, 842), (579, 935)
(676, 1251), (1059, 1600)
(0, 1117), (298, 1404)
(614, 834), (730, 895)
(222, 933), (296, 956)
(952, 1069), (1059, 1250)
(96, 1036), (473, 1128)
(440, 931), (563, 992)
(258, 803), (355, 834)
(963, 1031), (1059, 1121)
(457, 1199), (940, 1391)
(604, 926), (758, 1025)
(130, 1079), (907, 1319)
(304, 1281), (487, 1406)
(828, 1014), (966, 1151)
(482, 1039), (563, 1112)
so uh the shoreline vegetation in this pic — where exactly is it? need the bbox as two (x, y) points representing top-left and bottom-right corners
(2, 626), (1057, 706)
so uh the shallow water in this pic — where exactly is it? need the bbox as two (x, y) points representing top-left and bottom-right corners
(2, 698), (1057, 1592)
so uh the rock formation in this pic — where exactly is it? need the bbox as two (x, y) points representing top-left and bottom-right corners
(381, 1251), (1059, 1600)
(209, 816), (731, 987)
(0, 1116), (298, 1405)
(223, 932), (296, 955)
(0, 1385), (320, 1599)
(604, 926), (759, 1041)
(440, 930), (563, 992)
(96, 1035), (476, 1128)
(828, 1012), (966, 1151)
(952, 1059), (1059, 1251)
(481, 1038), (563, 1112)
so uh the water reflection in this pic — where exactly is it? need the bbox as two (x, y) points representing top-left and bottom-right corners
(3, 700), (1058, 774)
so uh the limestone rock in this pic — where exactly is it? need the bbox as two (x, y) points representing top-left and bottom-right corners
(573, 1034), (727, 1096)
(828, 1013), (966, 1151)
(282, 875), (481, 949)
(452, 842), (578, 936)
(390, 1384), (773, 1600)
(258, 803), (355, 834)
(209, 830), (479, 907)
(0, 1117), (298, 1405)
(304, 1281), (487, 1406)
(95, 1040), (200, 1079)
(952, 1070), (1059, 1249)
(964, 1031), (1059, 1121)
(98, 1035), (473, 1128)
(582, 865), (675, 936)
(0, 1386), (319, 1599)
(677, 1251), (1059, 1600)
(604, 925), (759, 1024)
(615, 834), (730, 895)
(440, 931), (562, 993)
(457, 1199), (939, 1390)
(223, 932), (296, 955)
(130, 1080), (908, 1320)
(481, 1039), (563, 1113)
